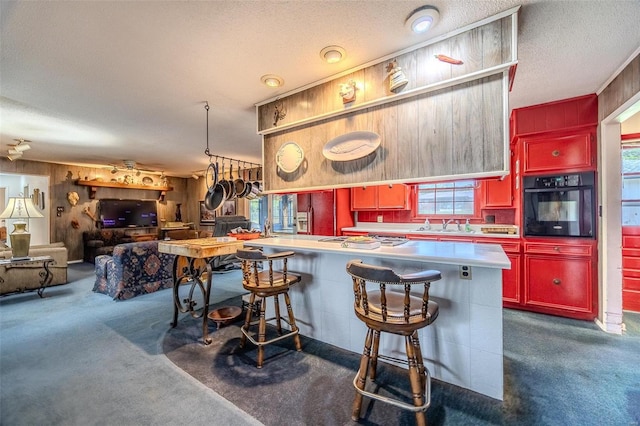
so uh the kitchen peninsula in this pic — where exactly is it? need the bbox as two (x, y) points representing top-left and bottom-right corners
(244, 235), (510, 400)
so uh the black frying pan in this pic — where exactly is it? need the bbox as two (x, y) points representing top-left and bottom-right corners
(205, 162), (226, 211)
(233, 161), (246, 198)
(219, 162), (235, 201)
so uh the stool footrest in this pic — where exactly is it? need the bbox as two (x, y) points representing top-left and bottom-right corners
(352, 367), (432, 413)
(241, 319), (299, 347)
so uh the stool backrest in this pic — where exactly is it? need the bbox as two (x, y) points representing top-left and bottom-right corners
(236, 248), (296, 288)
(346, 259), (441, 324)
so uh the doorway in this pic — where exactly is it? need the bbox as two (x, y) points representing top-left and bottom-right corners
(0, 172), (50, 246)
(600, 95), (640, 333)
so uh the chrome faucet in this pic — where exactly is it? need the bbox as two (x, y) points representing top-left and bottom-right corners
(423, 218), (431, 230)
(442, 218), (455, 230)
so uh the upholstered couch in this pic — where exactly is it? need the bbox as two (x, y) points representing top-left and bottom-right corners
(0, 243), (68, 296)
(83, 230), (133, 264)
(93, 240), (175, 300)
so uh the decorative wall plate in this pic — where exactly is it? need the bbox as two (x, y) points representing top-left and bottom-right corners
(276, 141), (304, 173)
(142, 176), (153, 185)
(322, 131), (381, 161)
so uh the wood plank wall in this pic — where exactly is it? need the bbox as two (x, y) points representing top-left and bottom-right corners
(257, 15), (514, 193)
(598, 53), (640, 120)
(1, 159), (190, 261)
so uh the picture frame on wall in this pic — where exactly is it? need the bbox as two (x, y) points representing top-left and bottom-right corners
(221, 199), (236, 216)
(199, 201), (216, 224)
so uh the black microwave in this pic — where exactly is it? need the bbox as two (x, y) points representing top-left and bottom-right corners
(523, 172), (596, 238)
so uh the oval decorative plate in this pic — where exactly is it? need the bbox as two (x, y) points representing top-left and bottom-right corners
(322, 131), (381, 161)
(276, 141), (304, 173)
(142, 176), (153, 185)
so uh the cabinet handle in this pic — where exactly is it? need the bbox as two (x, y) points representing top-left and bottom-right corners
(552, 150), (560, 157)
(553, 278), (561, 285)
(553, 246), (560, 252)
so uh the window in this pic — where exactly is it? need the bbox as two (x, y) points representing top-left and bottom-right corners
(622, 145), (640, 226)
(248, 196), (268, 230)
(415, 180), (475, 216)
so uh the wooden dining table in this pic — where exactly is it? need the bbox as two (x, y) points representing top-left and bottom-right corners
(158, 237), (244, 345)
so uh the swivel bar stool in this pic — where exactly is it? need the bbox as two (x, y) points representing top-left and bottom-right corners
(236, 248), (302, 368)
(346, 259), (441, 426)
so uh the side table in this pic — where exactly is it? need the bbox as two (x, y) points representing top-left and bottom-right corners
(0, 255), (55, 298)
(158, 238), (243, 345)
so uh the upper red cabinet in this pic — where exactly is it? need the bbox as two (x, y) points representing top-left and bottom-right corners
(522, 132), (595, 174)
(511, 94), (598, 175)
(484, 174), (513, 207)
(351, 184), (409, 210)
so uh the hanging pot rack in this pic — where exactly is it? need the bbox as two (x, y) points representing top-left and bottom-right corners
(204, 101), (261, 170)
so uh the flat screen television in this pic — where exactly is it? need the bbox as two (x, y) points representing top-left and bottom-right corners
(98, 199), (158, 228)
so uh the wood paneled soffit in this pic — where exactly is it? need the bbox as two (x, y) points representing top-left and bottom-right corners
(258, 8), (518, 193)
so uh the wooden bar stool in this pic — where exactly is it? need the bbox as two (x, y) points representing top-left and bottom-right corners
(346, 259), (441, 426)
(236, 248), (302, 368)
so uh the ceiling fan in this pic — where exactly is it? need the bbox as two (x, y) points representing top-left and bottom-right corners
(107, 160), (164, 176)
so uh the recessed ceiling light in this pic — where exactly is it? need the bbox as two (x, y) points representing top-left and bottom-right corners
(261, 74), (284, 88)
(405, 5), (440, 34)
(320, 46), (346, 64)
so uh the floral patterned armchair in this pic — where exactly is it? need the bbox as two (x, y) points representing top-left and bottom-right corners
(93, 240), (174, 300)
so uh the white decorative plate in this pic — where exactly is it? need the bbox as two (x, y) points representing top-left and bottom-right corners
(322, 131), (381, 161)
(276, 142), (304, 173)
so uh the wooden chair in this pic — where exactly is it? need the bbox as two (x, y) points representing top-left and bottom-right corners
(236, 248), (302, 368)
(346, 259), (441, 426)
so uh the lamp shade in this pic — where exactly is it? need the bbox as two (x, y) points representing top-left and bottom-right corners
(0, 196), (44, 219)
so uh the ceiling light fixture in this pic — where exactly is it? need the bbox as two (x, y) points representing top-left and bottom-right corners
(320, 45), (346, 64)
(12, 143), (31, 153)
(405, 5), (440, 34)
(5, 138), (31, 161)
(261, 74), (284, 88)
(7, 153), (22, 161)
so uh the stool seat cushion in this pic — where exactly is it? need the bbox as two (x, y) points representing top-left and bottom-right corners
(244, 270), (301, 288)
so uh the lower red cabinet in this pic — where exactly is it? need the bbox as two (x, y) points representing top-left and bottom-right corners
(475, 239), (521, 306)
(523, 239), (597, 320)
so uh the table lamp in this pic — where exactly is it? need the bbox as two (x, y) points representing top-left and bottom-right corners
(0, 196), (44, 259)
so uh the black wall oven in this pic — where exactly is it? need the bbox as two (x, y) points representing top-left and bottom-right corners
(523, 171), (596, 238)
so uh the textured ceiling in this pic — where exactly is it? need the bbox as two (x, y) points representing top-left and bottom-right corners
(1, 1), (639, 177)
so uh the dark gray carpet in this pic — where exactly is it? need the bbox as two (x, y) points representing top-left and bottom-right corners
(164, 302), (640, 426)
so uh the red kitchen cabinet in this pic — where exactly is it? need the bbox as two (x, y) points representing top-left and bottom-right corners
(475, 239), (521, 306)
(482, 145), (517, 209)
(483, 175), (513, 207)
(622, 227), (640, 312)
(522, 131), (595, 174)
(523, 239), (596, 320)
(351, 186), (377, 210)
(351, 184), (409, 210)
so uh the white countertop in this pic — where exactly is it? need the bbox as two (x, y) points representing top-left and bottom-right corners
(342, 222), (520, 239)
(244, 234), (510, 269)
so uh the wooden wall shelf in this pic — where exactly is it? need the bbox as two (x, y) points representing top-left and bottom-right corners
(75, 180), (173, 201)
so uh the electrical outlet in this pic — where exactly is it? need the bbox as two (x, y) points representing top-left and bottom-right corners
(459, 265), (472, 280)
(377, 215), (383, 223)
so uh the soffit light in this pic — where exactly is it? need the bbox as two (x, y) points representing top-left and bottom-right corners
(405, 5), (440, 34)
(320, 45), (346, 64)
(261, 74), (284, 88)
